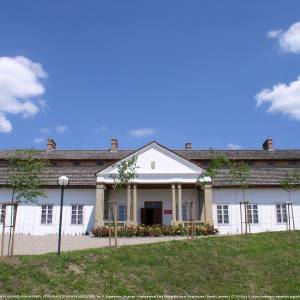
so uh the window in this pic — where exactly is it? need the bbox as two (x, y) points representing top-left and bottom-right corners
(41, 205), (53, 224)
(176, 205), (187, 221)
(71, 205), (84, 225)
(247, 204), (259, 224)
(151, 161), (156, 169)
(118, 205), (127, 221)
(217, 205), (229, 224)
(0, 204), (5, 224)
(276, 204), (287, 223)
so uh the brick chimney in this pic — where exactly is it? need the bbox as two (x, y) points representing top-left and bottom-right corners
(262, 137), (274, 151)
(110, 138), (118, 151)
(47, 138), (56, 150)
(185, 142), (192, 150)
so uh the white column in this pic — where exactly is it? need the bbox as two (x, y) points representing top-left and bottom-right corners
(132, 184), (137, 224)
(203, 185), (213, 224)
(171, 184), (176, 225)
(177, 184), (183, 223)
(126, 184), (131, 223)
(94, 184), (105, 229)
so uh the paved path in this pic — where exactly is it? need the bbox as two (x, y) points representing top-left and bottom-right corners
(0, 234), (187, 255)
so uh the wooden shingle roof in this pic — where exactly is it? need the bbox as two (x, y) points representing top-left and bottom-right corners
(0, 149), (300, 160)
(0, 146), (300, 187)
(0, 166), (298, 187)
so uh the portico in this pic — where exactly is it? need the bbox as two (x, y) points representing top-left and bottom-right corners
(94, 142), (213, 228)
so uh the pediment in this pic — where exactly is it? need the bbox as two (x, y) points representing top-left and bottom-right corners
(97, 142), (206, 183)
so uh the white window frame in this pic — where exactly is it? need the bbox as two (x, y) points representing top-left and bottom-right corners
(118, 204), (127, 222)
(71, 204), (84, 225)
(276, 203), (287, 224)
(0, 204), (5, 224)
(40, 204), (54, 225)
(216, 204), (230, 225)
(247, 204), (259, 224)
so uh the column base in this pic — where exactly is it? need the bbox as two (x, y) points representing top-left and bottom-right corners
(171, 221), (183, 226)
(93, 221), (104, 229)
(126, 221), (137, 226)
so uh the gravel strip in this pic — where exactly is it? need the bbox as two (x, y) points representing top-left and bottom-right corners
(0, 234), (188, 255)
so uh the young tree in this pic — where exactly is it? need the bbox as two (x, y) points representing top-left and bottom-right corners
(226, 160), (249, 201)
(190, 153), (228, 238)
(197, 154), (229, 189)
(280, 168), (300, 230)
(226, 160), (250, 233)
(110, 156), (138, 247)
(4, 149), (48, 255)
(280, 168), (300, 202)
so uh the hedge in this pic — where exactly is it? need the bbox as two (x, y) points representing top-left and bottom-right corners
(92, 223), (217, 237)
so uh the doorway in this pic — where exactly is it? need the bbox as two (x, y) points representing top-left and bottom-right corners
(141, 201), (162, 225)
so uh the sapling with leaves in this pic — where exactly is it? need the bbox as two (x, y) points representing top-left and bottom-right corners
(226, 160), (250, 233)
(280, 168), (300, 230)
(197, 153), (229, 189)
(188, 153), (228, 238)
(280, 168), (300, 203)
(226, 160), (249, 202)
(109, 156), (138, 247)
(4, 149), (48, 256)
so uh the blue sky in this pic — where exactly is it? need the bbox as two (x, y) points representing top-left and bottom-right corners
(1, 0), (300, 150)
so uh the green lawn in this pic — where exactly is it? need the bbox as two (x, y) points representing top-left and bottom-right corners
(1, 232), (300, 297)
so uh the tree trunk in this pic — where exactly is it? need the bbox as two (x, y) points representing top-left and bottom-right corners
(7, 190), (15, 256)
(113, 200), (118, 247)
(1, 205), (6, 257)
(10, 205), (18, 256)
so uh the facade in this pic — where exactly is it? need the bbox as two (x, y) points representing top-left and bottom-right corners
(0, 138), (300, 235)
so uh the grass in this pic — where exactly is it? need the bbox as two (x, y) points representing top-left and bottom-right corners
(1, 231), (300, 296)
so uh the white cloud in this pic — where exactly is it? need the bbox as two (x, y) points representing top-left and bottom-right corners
(267, 21), (300, 54)
(256, 76), (300, 121)
(96, 125), (107, 133)
(55, 125), (67, 134)
(0, 56), (47, 133)
(266, 30), (283, 39)
(130, 128), (156, 138)
(41, 127), (51, 134)
(34, 137), (45, 144)
(228, 143), (242, 150)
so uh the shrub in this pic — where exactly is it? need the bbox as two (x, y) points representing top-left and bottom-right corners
(92, 223), (217, 237)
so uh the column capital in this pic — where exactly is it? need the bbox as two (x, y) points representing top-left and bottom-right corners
(132, 184), (137, 189)
(96, 183), (106, 189)
(204, 184), (212, 190)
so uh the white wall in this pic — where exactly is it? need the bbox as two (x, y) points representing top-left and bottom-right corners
(0, 188), (95, 235)
(213, 188), (300, 234)
(108, 188), (199, 224)
(2, 186), (298, 235)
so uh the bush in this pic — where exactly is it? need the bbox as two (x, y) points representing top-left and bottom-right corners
(92, 223), (217, 237)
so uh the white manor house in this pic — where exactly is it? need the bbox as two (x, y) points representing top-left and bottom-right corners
(0, 138), (300, 235)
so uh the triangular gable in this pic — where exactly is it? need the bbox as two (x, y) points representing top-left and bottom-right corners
(97, 142), (208, 184)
